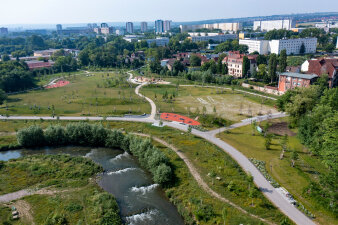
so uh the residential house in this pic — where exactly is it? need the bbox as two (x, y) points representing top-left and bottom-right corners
(278, 72), (318, 93)
(222, 51), (257, 78)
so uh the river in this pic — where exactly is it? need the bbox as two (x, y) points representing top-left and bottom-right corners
(0, 147), (184, 225)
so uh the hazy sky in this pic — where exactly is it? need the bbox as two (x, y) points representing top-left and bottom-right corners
(0, 0), (337, 24)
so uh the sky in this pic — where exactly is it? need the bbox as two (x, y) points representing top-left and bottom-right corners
(0, 0), (337, 25)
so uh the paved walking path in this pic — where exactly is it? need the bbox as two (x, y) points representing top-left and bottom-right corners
(0, 70), (315, 225)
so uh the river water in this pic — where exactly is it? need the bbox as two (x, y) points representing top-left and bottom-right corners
(0, 147), (184, 225)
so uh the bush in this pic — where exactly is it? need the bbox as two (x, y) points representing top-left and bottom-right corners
(44, 125), (66, 146)
(153, 163), (172, 184)
(17, 125), (45, 147)
(105, 129), (124, 148)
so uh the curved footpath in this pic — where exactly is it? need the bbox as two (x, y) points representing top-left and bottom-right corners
(0, 70), (315, 225)
(134, 133), (274, 225)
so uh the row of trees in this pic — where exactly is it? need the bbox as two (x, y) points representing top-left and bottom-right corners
(277, 81), (337, 213)
(16, 123), (173, 185)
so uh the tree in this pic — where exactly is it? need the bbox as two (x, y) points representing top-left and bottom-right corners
(153, 163), (172, 184)
(242, 56), (250, 78)
(264, 134), (272, 150)
(324, 43), (335, 53)
(268, 54), (277, 83)
(172, 60), (185, 76)
(190, 54), (201, 67)
(0, 89), (6, 105)
(291, 150), (299, 167)
(257, 64), (267, 80)
(17, 125), (45, 147)
(279, 49), (287, 73)
(299, 43), (306, 55)
(1, 54), (10, 62)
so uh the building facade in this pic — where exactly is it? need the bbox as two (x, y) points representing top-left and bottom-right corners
(126, 22), (134, 34)
(146, 37), (169, 47)
(278, 72), (318, 93)
(253, 19), (295, 31)
(239, 38), (317, 55)
(100, 27), (114, 35)
(155, 20), (164, 33)
(56, 24), (62, 32)
(222, 51), (257, 78)
(189, 34), (237, 42)
(239, 39), (269, 54)
(180, 22), (242, 33)
(141, 22), (148, 33)
(269, 38), (317, 55)
(163, 20), (171, 32)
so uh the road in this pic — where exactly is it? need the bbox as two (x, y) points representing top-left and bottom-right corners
(0, 70), (315, 225)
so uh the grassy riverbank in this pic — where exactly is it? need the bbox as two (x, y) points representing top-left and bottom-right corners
(0, 155), (121, 225)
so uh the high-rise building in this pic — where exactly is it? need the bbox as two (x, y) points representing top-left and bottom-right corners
(163, 20), (171, 32)
(141, 22), (148, 33)
(253, 19), (295, 31)
(56, 24), (62, 32)
(155, 20), (164, 33)
(0, 27), (8, 36)
(126, 22), (134, 34)
(101, 23), (108, 28)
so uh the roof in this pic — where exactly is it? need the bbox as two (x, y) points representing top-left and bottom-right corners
(307, 58), (338, 78)
(280, 72), (318, 80)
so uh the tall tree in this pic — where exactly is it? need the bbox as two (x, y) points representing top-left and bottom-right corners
(279, 49), (287, 73)
(242, 56), (250, 78)
(268, 54), (278, 83)
(190, 54), (201, 67)
(299, 43), (306, 55)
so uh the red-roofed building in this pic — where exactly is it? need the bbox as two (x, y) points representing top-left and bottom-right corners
(26, 60), (54, 70)
(222, 51), (257, 78)
(305, 58), (338, 88)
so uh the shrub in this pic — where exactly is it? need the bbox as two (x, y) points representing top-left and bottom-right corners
(44, 125), (67, 146)
(17, 125), (45, 147)
(105, 129), (124, 148)
(153, 163), (172, 184)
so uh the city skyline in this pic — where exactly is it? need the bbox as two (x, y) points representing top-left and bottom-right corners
(0, 0), (337, 25)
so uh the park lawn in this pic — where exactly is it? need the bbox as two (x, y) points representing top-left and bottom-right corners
(217, 118), (336, 225)
(0, 120), (288, 224)
(153, 142), (275, 225)
(141, 84), (278, 122)
(0, 71), (150, 117)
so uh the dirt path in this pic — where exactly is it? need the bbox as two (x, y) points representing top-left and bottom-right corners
(133, 133), (276, 225)
(12, 200), (35, 225)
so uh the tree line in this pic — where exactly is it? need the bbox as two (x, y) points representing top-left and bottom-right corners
(16, 122), (173, 185)
(277, 79), (337, 214)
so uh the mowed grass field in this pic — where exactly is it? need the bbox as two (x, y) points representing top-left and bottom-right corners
(141, 84), (278, 122)
(217, 118), (336, 225)
(0, 71), (150, 117)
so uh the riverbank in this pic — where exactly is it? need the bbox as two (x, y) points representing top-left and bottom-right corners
(0, 154), (121, 225)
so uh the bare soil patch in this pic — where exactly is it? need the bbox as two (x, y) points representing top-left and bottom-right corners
(268, 122), (296, 136)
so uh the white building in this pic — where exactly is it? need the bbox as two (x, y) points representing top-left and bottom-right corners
(180, 22), (242, 33)
(146, 37), (169, 47)
(269, 38), (317, 55)
(126, 22), (134, 34)
(239, 39), (269, 54)
(239, 38), (317, 55)
(141, 22), (148, 33)
(189, 34), (237, 42)
(163, 20), (172, 32)
(253, 19), (295, 31)
(155, 20), (164, 33)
